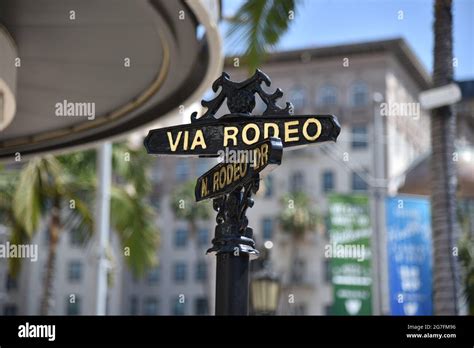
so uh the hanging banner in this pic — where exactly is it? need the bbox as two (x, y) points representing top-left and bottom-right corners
(386, 196), (433, 315)
(328, 194), (372, 315)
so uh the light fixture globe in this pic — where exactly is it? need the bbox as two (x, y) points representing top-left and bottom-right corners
(250, 243), (281, 315)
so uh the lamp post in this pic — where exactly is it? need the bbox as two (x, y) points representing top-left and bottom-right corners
(251, 241), (281, 315)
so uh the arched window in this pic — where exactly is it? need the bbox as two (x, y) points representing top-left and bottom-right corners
(351, 81), (368, 107)
(288, 86), (306, 112)
(318, 85), (338, 106)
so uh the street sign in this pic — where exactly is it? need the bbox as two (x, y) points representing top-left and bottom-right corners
(144, 114), (339, 156)
(419, 83), (461, 110)
(195, 137), (282, 201)
(144, 69), (341, 315)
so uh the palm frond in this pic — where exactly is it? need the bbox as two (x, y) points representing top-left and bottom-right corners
(110, 186), (159, 277)
(170, 180), (212, 223)
(112, 142), (151, 197)
(227, 0), (300, 73)
(13, 158), (49, 236)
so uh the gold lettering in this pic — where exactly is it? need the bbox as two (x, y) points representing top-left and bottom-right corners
(213, 172), (219, 192)
(240, 162), (248, 177)
(226, 164), (234, 184)
(167, 131), (182, 152)
(302, 118), (322, 141)
(201, 177), (208, 197)
(191, 130), (207, 149)
(183, 131), (189, 150)
(219, 167), (226, 189)
(253, 148), (261, 170)
(260, 143), (269, 166)
(264, 123), (279, 138)
(234, 162), (240, 181)
(224, 127), (239, 146)
(284, 121), (299, 142)
(242, 123), (260, 145)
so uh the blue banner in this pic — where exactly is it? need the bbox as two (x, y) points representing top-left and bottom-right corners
(386, 196), (432, 315)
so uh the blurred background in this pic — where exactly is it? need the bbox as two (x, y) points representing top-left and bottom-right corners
(0, 0), (473, 316)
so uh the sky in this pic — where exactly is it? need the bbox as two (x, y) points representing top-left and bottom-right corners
(221, 0), (474, 80)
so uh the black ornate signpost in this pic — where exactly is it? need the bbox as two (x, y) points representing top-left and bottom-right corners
(144, 69), (341, 315)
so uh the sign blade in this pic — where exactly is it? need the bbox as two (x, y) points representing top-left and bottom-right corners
(144, 114), (340, 156)
(195, 137), (283, 201)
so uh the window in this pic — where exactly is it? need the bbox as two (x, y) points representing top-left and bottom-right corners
(66, 296), (81, 315)
(195, 297), (209, 315)
(352, 171), (368, 191)
(262, 218), (273, 241)
(172, 297), (186, 315)
(351, 82), (368, 107)
(197, 228), (209, 247)
(351, 125), (368, 149)
(68, 261), (82, 282)
(195, 261), (207, 281)
(3, 304), (17, 316)
(264, 175), (274, 197)
(175, 229), (188, 248)
(176, 159), (189, 181)
(322, 171), (335, 193)
(290, 171), (304, 193)
(146, 266), (160, 284)
(288, 86), (306, 112)
(129, 296), (139, 315)
(143, 297), (158, 315)
(6, 274), (17, 292)
(319, 85), (337, 106)
(173, 262), (187, 282)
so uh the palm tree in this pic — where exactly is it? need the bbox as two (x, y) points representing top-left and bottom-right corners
(226, 0), (301, 74)
(4, 143), (159, 314)
(11, 156), (93, 314)
(430, 0), (459, 315)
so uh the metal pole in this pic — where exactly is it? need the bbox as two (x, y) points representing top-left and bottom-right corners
(207, 183), (259, 316)
(215, 253), (250, 315)
(95, 141), (112, 315)
(371, 93), (386, 315)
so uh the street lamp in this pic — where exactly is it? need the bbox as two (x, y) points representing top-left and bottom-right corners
(251, 241), (281, 315)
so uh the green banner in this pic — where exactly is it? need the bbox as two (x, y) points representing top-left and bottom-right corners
(328, 194), (372, 315)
